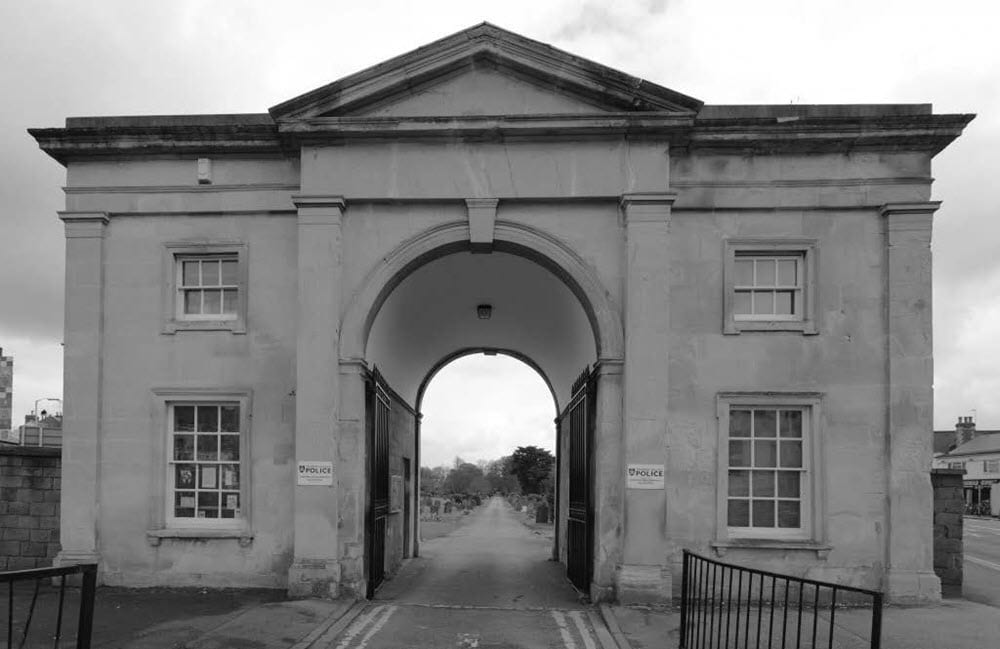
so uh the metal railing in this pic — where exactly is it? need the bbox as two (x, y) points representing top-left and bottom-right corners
(1, 563), (97, 649)
(680, 550), (882, 649)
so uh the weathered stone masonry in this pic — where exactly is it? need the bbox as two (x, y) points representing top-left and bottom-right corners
(931, 468), (964, 597)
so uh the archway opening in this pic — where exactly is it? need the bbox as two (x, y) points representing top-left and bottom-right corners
(360, 247), (601, 602)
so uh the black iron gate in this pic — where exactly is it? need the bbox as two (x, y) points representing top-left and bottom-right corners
(365, 368), (390, 599)
(566, 367), (595, 593)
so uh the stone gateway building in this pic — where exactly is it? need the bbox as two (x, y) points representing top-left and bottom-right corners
(30, 24), (971, 604)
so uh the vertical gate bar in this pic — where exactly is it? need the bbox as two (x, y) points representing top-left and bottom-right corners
(697, 558), (706, 649)
(744, 572), (752, 649)
(871, 593), (883, 649)
(680, 552), (689, 648)
(692, 557), (700, 649)
(723, 568), (743, 647)
(780, 578), (789, 649)
(53, 574), (67, 649)
(828, 587), (838, 649)
(755, 571), (764, 649)
(77, 566), (97, 649)
(795, 579), (804, 649)
(767, 576), (776, 648)
(8, 581), (13, 649)
(732, 569), (741, 649)
(706, 563), (715, 649)
(811, 584), (820, 649)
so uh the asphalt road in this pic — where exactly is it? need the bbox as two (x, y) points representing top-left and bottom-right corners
(964, 516), (1000, 607)
(322, 496), (603, 649)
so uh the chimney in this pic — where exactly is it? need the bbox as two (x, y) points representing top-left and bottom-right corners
(955, 416), (976, 447)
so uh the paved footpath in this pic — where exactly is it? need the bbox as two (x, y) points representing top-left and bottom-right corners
(313, 496), (611, 649)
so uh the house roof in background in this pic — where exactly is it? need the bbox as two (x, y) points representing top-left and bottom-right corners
(942, 431), (1000, 457)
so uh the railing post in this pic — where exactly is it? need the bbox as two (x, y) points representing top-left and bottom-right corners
(870, 592), (883, 649)
(76, 565), (97, 649)
(679, 550), (689, 648)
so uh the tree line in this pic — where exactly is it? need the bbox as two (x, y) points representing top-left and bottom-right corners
(420, 445), (554, 497)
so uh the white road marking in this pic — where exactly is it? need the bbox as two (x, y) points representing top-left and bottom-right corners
(966, 555), (1000, 572)
(568, 610), (598, 649)
(334, 604), (385, 649)
(457, 632), (480, 647)
(551, 610), (578, 649)
(355, 605), (396, 649)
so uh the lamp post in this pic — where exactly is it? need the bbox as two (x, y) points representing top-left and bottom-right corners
(31, 397), (61, 447)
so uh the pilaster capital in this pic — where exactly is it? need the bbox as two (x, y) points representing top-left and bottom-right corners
(59, 211), (109, 239)
(620, 192), (677, 225)
(293, 195), (346, 226)
(881, 201), (940, 236)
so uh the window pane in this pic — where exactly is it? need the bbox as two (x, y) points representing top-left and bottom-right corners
(753, 291), (774, 314)
(197, 406), (219, 432)
(220, 435), (240, 461)
(198, 492), (219, 518)
(752, 500), (775, 527)
(775, 291), (794, 315)
(755, 259), (776, 287)
(754, 440), (777, 467)
(221, 464), (240, 489)
(199, 465), (218, 489)
(175, 464), (195, 489)
(173, 435), (194, 461)
(221, 259), (238, 285)
(777, 471), (800, 498)
(729, 440), (751, 467)
(752, 470), (775, 497)
(777, 259), (797, 286)
(778, 501), (801, 528)
(734, 291), (752, 315)
(780, 441), (803, 468)
(202, 289), (222, 314)
(735, 259), (754, 286)
(779, 411), (802, 437)
(222, 492), (240, 518)
(202, 260), (220, 286)
(728, 470), (749, 496)
(175, 491), (196, 517)
(730, 410), (752, 437)
(220, 406), (239, 432)
(196, 435), (218, 461)
(184, 290), (201, 314)
(754, 410), (777, 437)
(728, 500), (750, 526)
(182, 261), (200, 286)
(174, 406), (195, 432)
(222, 289), (238, 315)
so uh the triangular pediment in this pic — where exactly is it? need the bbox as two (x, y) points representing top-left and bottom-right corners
(270, 23), (702, 121)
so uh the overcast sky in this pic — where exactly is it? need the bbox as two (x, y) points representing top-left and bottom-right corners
(1, 1), (998, 454)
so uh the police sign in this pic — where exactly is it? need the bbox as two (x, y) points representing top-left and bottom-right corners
(297, 461), (334, 486)
(627, 464), (664, 489)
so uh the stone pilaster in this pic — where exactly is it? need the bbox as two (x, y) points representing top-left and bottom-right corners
(55, 212), (108, 570)
(616, 193), (674, 604)
(591, 358), (624, 602)
(882, 201), (942, 604)
(288, 195), (345, 597)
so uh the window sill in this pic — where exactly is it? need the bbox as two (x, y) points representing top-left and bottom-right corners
(162, 320), (246, 335)
(711, 539), (831, 559)
(724, 320), (817, 335)
(147, 528), (253, 547)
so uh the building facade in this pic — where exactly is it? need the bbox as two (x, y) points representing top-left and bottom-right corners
(934, 417), (1000, 516)
(30, 24), (971, 604)
(0, 348), (12, 442)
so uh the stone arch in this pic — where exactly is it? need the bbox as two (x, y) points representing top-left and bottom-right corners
(338, 220), (624, 365)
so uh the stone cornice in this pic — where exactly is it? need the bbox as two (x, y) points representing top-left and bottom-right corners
(689, 114), (974, 156)
(29, 111), (973, 164)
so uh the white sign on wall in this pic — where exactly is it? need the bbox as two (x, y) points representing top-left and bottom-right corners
(297, 461), (334, 486)
(627, 464), (665, 489)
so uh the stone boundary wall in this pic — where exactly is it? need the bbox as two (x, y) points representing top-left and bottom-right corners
(0, 445), (61, 570)
(931, 468), (964, 597)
